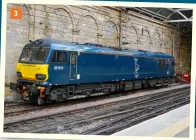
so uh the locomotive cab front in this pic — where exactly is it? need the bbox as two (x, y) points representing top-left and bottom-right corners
(10, 40), (52, 105)
(17, 46), (50, 81)
(10, 39), (73, 105)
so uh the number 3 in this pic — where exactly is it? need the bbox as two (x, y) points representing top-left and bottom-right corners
(10, 8), (22, 19)
(14, 10), (18, 16)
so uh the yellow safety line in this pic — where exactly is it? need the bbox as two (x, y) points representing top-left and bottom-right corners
(153, 116), (189, 137)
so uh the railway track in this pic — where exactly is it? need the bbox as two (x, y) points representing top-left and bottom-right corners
(4, 89), (152, 117)
(4, 86), (189, 123)
(4, 83), (184, 118)
(86, 101), (188, 135)
(4, 86), (190, 134)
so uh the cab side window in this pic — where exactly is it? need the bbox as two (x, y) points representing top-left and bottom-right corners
(51, 51), (67, 63)
(159, 59), (165, 69)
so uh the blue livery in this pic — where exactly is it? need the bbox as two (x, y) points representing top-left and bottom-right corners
(10, 38), (175, 105)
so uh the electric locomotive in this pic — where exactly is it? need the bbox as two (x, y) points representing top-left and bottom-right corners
(10, 38), (175, 105)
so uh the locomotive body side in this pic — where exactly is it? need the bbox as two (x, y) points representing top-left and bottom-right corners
(48, 44), (174, 85)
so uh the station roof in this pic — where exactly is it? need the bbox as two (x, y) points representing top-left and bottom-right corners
(122, 7), (192, 38)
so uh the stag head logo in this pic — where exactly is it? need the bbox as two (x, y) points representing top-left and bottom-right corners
(134, 58), (139, 78)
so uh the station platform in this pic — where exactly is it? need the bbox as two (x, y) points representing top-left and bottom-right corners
(112, 104), (190, 137)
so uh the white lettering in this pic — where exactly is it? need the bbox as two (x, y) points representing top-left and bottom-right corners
(14, 10), (18, 17)
(54, 66), (64, 70)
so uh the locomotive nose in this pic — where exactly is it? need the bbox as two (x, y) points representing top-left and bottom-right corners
(16, 63), (49, 81)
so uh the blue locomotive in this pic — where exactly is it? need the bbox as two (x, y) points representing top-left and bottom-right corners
(10, 39), (175, 105)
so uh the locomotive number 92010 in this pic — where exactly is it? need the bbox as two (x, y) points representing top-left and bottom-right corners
(54, 66), (64, 70)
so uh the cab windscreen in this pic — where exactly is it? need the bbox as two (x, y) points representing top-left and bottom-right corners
(19, 47), (49, 64)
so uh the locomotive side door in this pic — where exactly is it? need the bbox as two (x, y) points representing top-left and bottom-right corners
(167, 58), (174, 76)
(169, 58), (175, 75)
(69, 52), (77, 80)
(168, 59), (171, 75)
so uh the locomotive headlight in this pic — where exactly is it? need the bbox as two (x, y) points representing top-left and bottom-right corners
(17, 72), (22, 77)
(36, 74), (46, 80)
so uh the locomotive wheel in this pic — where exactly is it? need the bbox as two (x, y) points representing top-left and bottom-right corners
(37, 96), (45, 106)
(30, 96), (36, 105)
(103, 88), (110, 94)
(30, 96), (45, 105)
(86, 90), (91, 97)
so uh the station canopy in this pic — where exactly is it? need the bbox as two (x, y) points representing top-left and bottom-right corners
(122, 7), (192, 38)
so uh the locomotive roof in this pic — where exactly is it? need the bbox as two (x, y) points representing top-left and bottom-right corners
(24, 38), (174, 58)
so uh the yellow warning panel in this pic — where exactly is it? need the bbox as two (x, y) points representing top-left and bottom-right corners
(154, 116), (189, 137)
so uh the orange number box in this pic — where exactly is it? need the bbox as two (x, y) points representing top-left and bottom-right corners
(10, 8), (22, 19)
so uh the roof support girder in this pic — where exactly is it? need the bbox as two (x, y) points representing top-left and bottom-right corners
(139, 7), (169, 19)
(177, 11), (188, 20)
(132, 7), (166, 20)
(164, 19), (192, 22)
(177, 8), (192, 12)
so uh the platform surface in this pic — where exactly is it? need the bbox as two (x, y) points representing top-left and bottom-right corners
(112, 104), (190, 137)
(175, 127), (189, 137)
